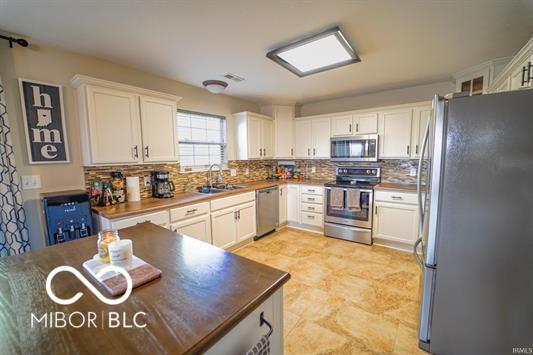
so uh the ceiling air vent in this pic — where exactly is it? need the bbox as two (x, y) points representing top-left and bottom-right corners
(223, 73), (245, 82)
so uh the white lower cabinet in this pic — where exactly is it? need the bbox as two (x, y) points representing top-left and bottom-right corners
(211, 207), (238, 249)
(373, 190), (419, 249)
(279, 185), (287, 225)
(236, 202), (256, 242)
(100, 210), (170, 230)
(170, 214), (211, 244)
(287, 184), (300, 223)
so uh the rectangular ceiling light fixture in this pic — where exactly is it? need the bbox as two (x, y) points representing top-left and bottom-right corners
(266, 26), (360, 77)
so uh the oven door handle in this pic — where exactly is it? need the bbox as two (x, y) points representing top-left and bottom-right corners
(325, 187), (372, 193)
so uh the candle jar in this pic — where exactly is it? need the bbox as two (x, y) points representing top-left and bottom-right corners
(97, 229), (120, 263)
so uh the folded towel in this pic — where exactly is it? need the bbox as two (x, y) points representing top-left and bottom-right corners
(246, 334), (270, 355)
(329, 188), (345, 210)
(347, 189), (361, 212)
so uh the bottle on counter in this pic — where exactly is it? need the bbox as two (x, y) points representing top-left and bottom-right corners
(98, 229), (120, 263)
(111, 171), (126, 203)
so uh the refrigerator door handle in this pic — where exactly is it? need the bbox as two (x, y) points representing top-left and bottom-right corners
(414, 237), (424, 267)
(417, 117), (431, 233)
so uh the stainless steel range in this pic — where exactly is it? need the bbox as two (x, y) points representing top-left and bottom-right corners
(324, 167), (380, 245)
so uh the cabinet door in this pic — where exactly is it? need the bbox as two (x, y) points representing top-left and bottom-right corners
(170, 215), (211, 244)
(330, 115), (353, 136)
(279, 186), (287, 225)
(140, 95), (178, 162)
(236, 202), (256, 242)
(354, 112), (378, 134)
(261, 119), (274, 159)
(378, 109), (413, 158)
(86, 86), (141, 164)
(287, 185), (300, 223)
(247, 116), (262, 159)
(311, 118), (331, 158)
(411, 106), (432, 158)
(273, 106), (294, 158)
(211, 207), (237, 248)
(374, 202), (418, 245)
(294, 120), (312, 158)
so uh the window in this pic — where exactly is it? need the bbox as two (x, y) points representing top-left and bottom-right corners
(177, 110), (227, 170)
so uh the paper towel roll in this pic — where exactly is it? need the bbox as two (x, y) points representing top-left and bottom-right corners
(126, 176), (141, 202)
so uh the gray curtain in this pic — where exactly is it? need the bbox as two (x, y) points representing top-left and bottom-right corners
(0, 77), (31, 256)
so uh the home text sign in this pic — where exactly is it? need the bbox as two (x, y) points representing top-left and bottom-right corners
(19, 79), (70, 164)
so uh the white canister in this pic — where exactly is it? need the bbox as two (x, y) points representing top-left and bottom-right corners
(126, 176), (141, 202)
(108, 239), (133, 269)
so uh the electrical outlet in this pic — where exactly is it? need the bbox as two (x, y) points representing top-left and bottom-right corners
(311, 166), (316, 173)
(230, 168), (237, 177)
(409, 167), (417, 177)
(21, 175), (42, 190)
(245, 168), (249, 176)
(143, 176), (151, 186)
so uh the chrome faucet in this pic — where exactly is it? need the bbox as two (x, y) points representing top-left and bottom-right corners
(207, 164), (224, 187)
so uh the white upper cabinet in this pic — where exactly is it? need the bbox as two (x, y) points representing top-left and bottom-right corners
(489, 36), (533, 93)
(330, 114), (353, 136)
(294, 119), (313, 158)
(353, 112), (378, 134)
(261, 119), (274, 159)
(71, 75), (181, 166)
(411, 106), (432, 158)
(311, 118), (331, 158)
(139, 95), (179, 162)
(234, 112), (273, 160)
(330, 112), (378, 136)
(378, 108), (413, 159)
(85, 85), (142, 164)
(272, 105), (295, 159)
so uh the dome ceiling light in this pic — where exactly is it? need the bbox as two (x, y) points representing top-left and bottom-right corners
(202, 80), (228, 94)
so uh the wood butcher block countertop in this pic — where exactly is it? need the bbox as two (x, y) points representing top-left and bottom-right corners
(0, 223), (290, 354)
(374, 182), (418, 192)
(93, 179), (330, 219)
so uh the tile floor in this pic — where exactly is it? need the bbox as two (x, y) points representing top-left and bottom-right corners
(234, 227), (428, 355)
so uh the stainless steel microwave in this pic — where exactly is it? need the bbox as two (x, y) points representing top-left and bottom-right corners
(330, 134), (379, 161)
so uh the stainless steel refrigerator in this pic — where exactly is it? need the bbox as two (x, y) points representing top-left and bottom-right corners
(415, 90), (533, 354)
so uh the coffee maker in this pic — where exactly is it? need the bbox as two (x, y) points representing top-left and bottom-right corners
(151, 171), (175, 198)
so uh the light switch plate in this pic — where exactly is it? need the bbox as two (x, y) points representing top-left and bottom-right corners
(245, 168), (249, 176)
(311, 166), (316, 173)
(21, 175), (42, 190)
(143, 176), (151, 186)
(409, 167), (417, 177)
(230, 168), (237, 177)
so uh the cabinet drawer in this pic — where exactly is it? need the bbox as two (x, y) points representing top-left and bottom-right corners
(170, 202), (210, 222)
(301, 193), (323, 204)
(300, 212), (323, 227)
(375, 190), (417, 205)
(210, 191), (255, 211)
(301, 203), (324, 213)
(111, 210), (169, 230)
(300, 185), (324, 195)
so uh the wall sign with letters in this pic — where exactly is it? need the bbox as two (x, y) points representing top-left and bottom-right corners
(18, 79), (70, 164)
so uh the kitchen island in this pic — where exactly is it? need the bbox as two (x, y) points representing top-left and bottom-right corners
(0, 223), (290, 354)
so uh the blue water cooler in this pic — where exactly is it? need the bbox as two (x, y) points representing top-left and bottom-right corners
(42, 190), (93, 245)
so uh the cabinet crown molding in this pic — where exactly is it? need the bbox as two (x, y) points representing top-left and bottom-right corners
(490, 35), (533, 88)
(233, 111), (273, 120)
(70, 74), (182, 102)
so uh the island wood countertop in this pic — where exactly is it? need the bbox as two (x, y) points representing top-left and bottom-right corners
(93, 179), (330, 220)
(375, 182), (418, 192)
(0, 223), (290, 354)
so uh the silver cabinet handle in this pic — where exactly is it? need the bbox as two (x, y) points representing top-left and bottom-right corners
(259, 148), (262, 156)
(144, 146), (150, 158)
(308, 189), (315, 192)
(308, 206), (315, 210)
(356, 123), (359, 132)
(313, 148), (316, 156)
(234, 211), (238, 220)
(291, 148), (294, 156)
(407, 145), (410, 155)
(308, 197), (315, 201)
(415, 145), (419, 155)
(308, 148), (311, 156)
(349, 123), (352, 133)
(238, 210), (241, 219)
(186, 208), (197, 214)
(307, 215), (315, 219)
(132, 145), (139, 159)
(391, 196), (403, 200)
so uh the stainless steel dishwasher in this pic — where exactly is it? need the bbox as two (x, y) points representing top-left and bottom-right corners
(255, 186), (279, 239)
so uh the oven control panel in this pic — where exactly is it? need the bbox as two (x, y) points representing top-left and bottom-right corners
(336, 167), (380, 177)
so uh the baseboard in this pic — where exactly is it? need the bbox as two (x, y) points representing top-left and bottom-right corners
(373, 237), (414, 253)
(286, 222), (323, 234)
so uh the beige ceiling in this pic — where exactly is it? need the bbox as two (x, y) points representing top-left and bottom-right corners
(1, 0), (532, 105)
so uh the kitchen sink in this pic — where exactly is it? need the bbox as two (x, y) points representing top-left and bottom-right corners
(196, 184), (247, 194)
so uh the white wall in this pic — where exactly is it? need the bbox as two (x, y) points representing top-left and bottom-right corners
(0, 38), (259, 249)
(299, 81), (454, 116)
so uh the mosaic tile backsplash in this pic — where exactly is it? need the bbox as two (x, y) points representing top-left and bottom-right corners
(84, 159), (424, 200)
